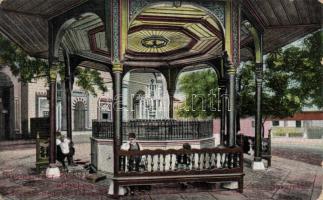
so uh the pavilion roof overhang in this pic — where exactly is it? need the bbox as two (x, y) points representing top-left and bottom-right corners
(241, 0), (322, 60)
(0, 0), (321, 63)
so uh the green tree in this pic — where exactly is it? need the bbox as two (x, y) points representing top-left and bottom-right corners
(239, 61), (302, 120)
(0, 34), (107, 96)
(176, 69), (220, 119)
(177, 31), (322, 119)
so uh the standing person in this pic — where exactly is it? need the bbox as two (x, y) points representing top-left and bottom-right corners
(121, 132), (143, 172)
(109, 133), (144, 196)
(121, 133), (145, 195)
(55, 132), (63, 164)
(57, 135), (70, 170)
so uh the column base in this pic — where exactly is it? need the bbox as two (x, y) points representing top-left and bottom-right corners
(46, 164), (60, 178)
(252, 160), (265, 170)
(222, 181), (238, 190)
(108, 182), (127, 196)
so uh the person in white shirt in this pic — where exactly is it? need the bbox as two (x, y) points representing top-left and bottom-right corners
(57, 135), (70, 169)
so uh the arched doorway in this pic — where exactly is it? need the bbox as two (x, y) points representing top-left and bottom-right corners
(73, 101), (86, 131)
(0, 72), (14, 140)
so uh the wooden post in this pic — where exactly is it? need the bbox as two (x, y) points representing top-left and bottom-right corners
(168, 89), (175, 119)
(227, 65), (236, 147)
(49, 66), (57, 164)
(112, 63), (123, 196)
(63, 50), (72, 140)
(254, 62), (263, 161)
(219, 79), (227, 146)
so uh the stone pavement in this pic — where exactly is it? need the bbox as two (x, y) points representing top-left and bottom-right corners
(0, 139), (322, 200)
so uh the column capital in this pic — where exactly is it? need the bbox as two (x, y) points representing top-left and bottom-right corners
(227, 66), (236, 75)
(112, 63), (123, 72)
(49, 67), (58, 81)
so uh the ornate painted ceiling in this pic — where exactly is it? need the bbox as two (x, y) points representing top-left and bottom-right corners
(58, 14), (106, 61)
(125, 4), (224, 64)
(0, 0), (321, 66)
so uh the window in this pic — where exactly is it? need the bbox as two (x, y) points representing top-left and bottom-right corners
(251, 121), (255, 127)
(98, 97), (112, 121)
(272, 121), (279, 126)
(102, 113), (110, 120)
(37, 97), (49, 117)
(296, 121), (301, 127)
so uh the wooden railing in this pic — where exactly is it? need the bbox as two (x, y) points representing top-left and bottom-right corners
(92, 119), (213, 140)
(119, 147), (243, 175)
(114, 147), (244, 193)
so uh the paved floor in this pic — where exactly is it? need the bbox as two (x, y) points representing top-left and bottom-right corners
(0, 138), (322, 200)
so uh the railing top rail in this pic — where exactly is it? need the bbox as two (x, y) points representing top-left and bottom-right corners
(92, 119), (213, 122)
(119, 147), (243, 156)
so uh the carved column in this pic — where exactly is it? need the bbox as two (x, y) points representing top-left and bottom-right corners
(112, 63), (123, 195)
(49, 66), (58, 164)
(218, 79), (227, 146)
(254, 62), (263, 161)
(168, 89), (175, 119)
(63, 50), (73, 140)
(227, 66), (236, 147)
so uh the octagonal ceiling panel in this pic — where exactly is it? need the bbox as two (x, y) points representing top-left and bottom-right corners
(128, 30), (193, 54)
(125, 4), (224, 65)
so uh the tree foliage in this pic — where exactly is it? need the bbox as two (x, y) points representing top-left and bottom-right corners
(74, 68), (107, 97)
(177, 69), (219, 119)
(0, 34), (107, 96)
(177, 31), (322, 119)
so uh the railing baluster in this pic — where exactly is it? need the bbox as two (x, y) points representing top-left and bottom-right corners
(220, 153), (224, 168)
(208, 153), (213, 169)
(191, 153), (195, 170)
(157, 154), (161, 171)
(169, 154), (173, 171)
(198, 153), (201, 170)
(144, 155), (148, 172)
(163, 154), (166, 172)
(203, 152), (207, 169)
(151, 154), (154, 172)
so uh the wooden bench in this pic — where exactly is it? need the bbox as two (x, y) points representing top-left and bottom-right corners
(237, 132), (272, 167)
(114, 147), (244, 195)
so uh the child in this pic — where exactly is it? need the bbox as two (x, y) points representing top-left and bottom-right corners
(121, 132), (143, 172)
(176, 143), (191, 170)
(176, 143), (192, 189)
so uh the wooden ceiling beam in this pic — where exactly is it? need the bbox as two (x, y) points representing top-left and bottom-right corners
(265, 24), (320, 29)
(242, 0), (266, 32)
(0, 8), (46, 18)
